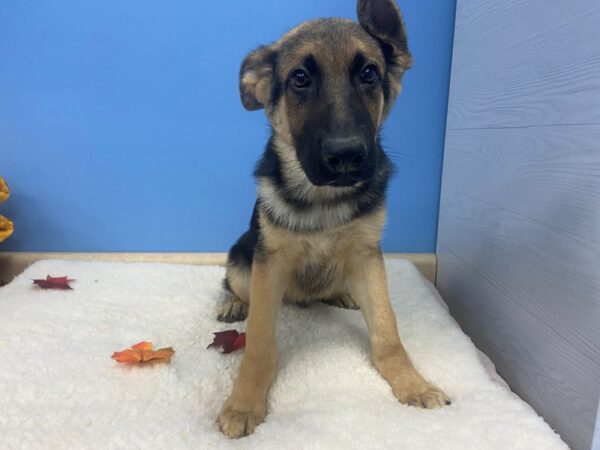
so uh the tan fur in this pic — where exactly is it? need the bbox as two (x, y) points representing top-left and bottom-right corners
(219, 207), (449, 438)
(239, 45), (280, 110)
(265, 99), (359, 206)
(218, 254), (288, 437)
(225, 263), (251, 303)
(261, 207), (384, 302)
(276, 33), (386, 145)
(250, 36), (389, 229)
(219, 2), (445, 438)
(345, 254), (448, 408)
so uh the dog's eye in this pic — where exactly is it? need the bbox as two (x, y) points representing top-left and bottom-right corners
(292, 70), (311, 89)
(359, 65), (378, 84)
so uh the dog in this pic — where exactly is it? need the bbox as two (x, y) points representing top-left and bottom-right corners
(217, 0), (450, 438)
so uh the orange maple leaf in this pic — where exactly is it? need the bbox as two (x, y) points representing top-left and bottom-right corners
(111, 341), (175, 364)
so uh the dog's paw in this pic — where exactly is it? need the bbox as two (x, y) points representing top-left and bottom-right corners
(396, 383), (451, 409)
(218, 403), (266, 439)
(217, 297), (249, 323)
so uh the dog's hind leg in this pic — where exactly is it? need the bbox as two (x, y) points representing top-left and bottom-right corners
(218, 295), (249, 323)
(218, 258), (251, 322)
(218, 206), (259, 322)
(218, 271), (250, 322)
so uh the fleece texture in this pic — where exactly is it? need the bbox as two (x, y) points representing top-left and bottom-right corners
(0, 259), (566, 449)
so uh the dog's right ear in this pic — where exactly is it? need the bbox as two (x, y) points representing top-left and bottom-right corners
(239, 45), (277, 111)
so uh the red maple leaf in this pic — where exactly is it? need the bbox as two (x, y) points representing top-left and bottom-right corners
(32, 275), (74, 290)
(207, 330), (246, 354)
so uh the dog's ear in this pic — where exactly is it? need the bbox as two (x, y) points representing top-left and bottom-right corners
(239, 45), (277, 111)
(357, 0), (412, 69)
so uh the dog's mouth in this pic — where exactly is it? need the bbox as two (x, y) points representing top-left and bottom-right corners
(302, 161), (375, 188)
(325, 174), (364, 187)
(293, 138), (378, 188)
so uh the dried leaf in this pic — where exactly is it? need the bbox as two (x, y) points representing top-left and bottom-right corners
(207, 330), (246, 354)
(131, 341), (153, 352)
(112, 341), (174, 365)
(144, 347), (176, 362)
(33, 275), (74, 290)
(111, 348), (143, 364)
(0, 177), (9, 204)
(0, 215), (13, 243)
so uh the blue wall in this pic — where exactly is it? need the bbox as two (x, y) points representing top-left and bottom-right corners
(0, 0), (455, 252)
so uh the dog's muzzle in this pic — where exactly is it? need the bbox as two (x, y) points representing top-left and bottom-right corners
(320, 136), (371, 186)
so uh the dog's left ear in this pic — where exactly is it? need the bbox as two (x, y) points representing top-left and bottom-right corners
(357, 0), (412, 69)
(239, 45), (277, 111)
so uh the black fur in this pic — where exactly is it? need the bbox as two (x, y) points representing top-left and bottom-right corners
(224, 13), (407, 293)
(255, 138), (393, 231)
(223, 202), (260, 293)
(224, 135), (393, 279)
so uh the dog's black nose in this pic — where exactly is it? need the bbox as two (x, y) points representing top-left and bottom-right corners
(321, 137), (368, 174)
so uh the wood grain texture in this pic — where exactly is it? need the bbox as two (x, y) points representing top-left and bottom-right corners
(437, 241), (598, 450)
(447, 0), (600, 129)
(439, 190), (600, 359)
(594, 399), (600, 450)
(444, 125), (600, 244)
(438, 1), (600, 449)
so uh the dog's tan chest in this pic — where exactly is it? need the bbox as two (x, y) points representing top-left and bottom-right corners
(259, 207), (386, 301)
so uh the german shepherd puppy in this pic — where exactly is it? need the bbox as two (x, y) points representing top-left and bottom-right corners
(217, 0), (449, 438)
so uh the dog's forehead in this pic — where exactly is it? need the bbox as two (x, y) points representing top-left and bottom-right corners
(275, 19), (384, 76)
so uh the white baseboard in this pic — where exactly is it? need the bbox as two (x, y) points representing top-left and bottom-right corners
(0, 252), (436, 285)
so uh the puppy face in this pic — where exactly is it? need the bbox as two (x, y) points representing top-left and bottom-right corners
(239, 0), (412, 188)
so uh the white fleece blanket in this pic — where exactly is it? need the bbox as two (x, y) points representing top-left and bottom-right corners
(0, 259), (566, 450)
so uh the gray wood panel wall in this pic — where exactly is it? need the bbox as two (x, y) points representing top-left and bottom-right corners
(594, 400), (600, 450)
(436, 1), (600, 449)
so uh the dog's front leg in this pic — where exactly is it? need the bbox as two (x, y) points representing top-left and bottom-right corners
(349, 253), (450, 408)
(218, 254), (287, 438)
